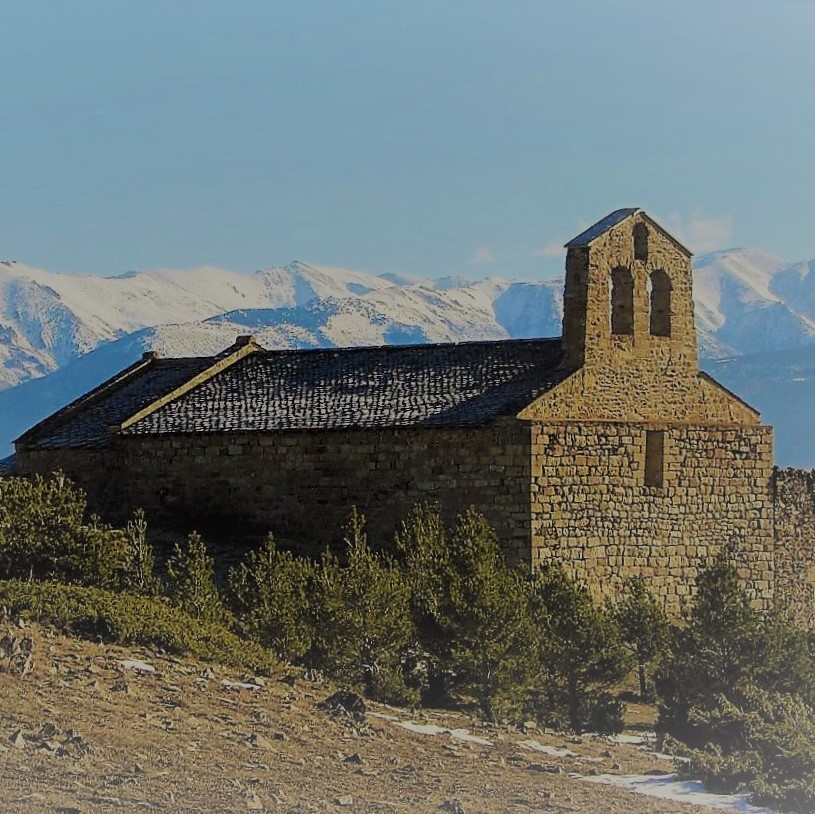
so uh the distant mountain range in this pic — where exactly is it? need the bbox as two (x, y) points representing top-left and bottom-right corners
(1, 250), (815, 466)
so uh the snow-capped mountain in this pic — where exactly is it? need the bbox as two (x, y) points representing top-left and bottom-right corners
(693, 249), (815, 357)
(0, 259), (399, 388)
(2, 249), (815, 464)
(0, 259), (568, 392)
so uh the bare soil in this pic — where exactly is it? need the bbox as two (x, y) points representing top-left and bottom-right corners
(0, 622), (722, 814)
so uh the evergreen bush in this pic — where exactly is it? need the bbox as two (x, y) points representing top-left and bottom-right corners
(394, 503), (453, 703)
(610, 576), (671, 700)
(655, 550), (763, 746)
(228, 534), (315, 662)
(397, 504), (539, 721)
(308, 509), (417, 705)
(529, 564), (629, 733)
(0, 473), (131, 588)
(166, 531), (225, 625)
(656, 550), (815, 811)
(0, 579), (275, 672)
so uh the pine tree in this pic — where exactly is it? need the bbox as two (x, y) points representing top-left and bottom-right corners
(228, 534), (314, 661)
(529, 564), (629, 733)
(655, 550), (815, 811)
(397, 504), (538, 721)
(611, 577), (671, 700)
(655, 550), (761, 745)
(394, 503), (452, 702)
(308, 508), (417, 704)
(166, 532), (225, 625)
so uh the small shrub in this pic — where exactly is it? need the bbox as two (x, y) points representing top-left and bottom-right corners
(0, 579), (275, 673)
(678, 684), (815, 812)
(166, 532), (225, 626)
(228, 534), (315, 662)
(0, 473), (131, 588)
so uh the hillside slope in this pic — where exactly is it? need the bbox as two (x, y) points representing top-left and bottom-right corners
(0, 621), (737, 814)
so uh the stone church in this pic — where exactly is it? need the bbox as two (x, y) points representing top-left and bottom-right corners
(14, 209), (785, 611)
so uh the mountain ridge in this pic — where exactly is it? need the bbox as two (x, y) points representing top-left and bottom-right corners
(2, 250), (815, 465)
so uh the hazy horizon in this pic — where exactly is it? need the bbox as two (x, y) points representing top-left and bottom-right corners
(3, 1), (814, 281)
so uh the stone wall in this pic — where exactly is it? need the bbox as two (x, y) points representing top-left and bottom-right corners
(520, 368), (760, 426)
(773, 468), (815, 627)
(18, 415), (779, 615)
(529, 421), (775, 612)
(19, 421), (534, 563)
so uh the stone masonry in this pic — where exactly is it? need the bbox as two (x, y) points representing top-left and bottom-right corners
(20, 420), (533, 564)
(521, 211), (775, 607)
(773, 468), (815, 627)
(14, 208), (790, 617)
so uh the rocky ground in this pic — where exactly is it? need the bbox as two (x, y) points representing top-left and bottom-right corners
(0, 621), (734, 814)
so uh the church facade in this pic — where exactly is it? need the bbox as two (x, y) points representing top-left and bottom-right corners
(14, 209), (778, 610)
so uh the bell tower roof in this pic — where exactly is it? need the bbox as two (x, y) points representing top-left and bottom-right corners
(565, 208), (693, 256)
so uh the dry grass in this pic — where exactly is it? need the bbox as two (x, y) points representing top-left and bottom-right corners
(0, 622), (716, 814)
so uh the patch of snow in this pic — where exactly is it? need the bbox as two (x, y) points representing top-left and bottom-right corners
(518, 739), (579, 758)
(118, 659), (156, 674)
(396, 722), (492, 746)
(220, 679), (262, 692)
(609, 732), (649, 745)
(582, 773), (774, 814)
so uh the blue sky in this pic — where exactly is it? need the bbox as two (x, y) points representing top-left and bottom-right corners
(2, 0), (814, 280)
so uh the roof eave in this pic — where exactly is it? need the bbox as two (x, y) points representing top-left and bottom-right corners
(14, 351), (160, 450)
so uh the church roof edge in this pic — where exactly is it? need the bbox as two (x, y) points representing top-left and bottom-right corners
(564, 208), (693, 256)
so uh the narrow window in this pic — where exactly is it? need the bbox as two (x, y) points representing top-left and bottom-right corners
(649, 269), (672, 337)
(633, 223), (649, 263)
(610, 267), (634, 335)
(645, 430), (665, 488)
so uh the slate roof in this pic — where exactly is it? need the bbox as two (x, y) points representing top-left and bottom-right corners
(564, 208), (640, 248)
(19, 339), (568, 449)
(19, 357), (213, 450)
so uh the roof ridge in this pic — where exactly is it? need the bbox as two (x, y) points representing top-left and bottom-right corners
(115, 337), (262, 434)
(15, 351), (160, 449)
(253, 336), (561, 359)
